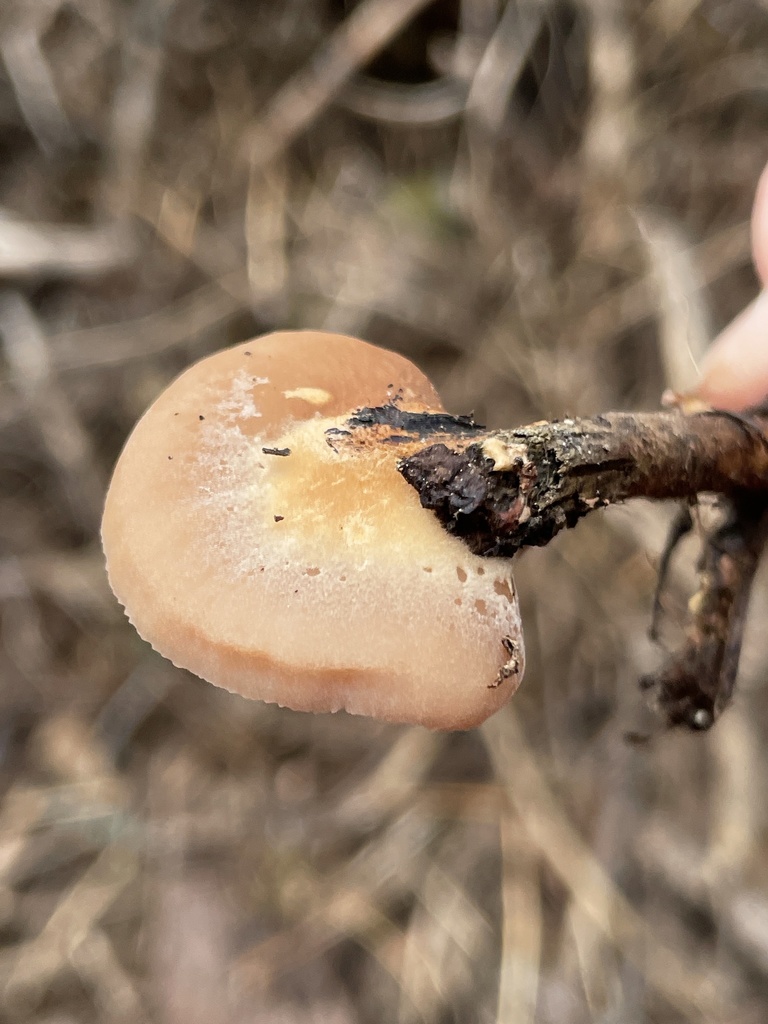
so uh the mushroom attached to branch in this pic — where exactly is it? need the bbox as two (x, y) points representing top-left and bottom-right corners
(102, 331), (525, 730)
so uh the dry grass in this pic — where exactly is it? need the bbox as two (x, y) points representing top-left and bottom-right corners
(2, 0), (768, 1020)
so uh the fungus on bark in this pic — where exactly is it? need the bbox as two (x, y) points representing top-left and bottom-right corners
(102, 331), (525, 730)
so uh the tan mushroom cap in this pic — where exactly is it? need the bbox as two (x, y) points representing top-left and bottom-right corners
(102, 330), (524, 729)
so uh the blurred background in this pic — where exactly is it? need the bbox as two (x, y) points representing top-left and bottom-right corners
(1, 0), (768, 1021)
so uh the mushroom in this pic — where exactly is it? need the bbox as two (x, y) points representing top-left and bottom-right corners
(102, 330), (524, 729)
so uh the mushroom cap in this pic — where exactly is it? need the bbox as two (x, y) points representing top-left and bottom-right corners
(102, 331), (524, 729)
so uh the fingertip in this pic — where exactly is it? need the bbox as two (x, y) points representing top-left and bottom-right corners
(680, 162), (768, 411)
(751, 161), (768, 286)
(691, 291), (768, 410)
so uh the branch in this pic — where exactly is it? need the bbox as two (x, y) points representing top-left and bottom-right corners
(338, 405), (768, 732)
(397, 408), (768, 557)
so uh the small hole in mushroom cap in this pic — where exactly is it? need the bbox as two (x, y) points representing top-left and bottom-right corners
(456, 567), (467, 583)
(494, 579), (515, 602)
(304, 568), (321, 577)
(476, 566), (485, 576)
(475, 599), (487, 615)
